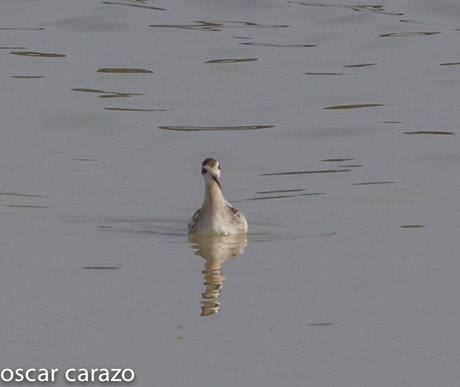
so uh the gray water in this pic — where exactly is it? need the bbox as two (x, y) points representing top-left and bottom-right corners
(1, 0), (460, 386)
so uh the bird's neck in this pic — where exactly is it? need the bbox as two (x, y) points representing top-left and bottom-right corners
(203, 182), (227, 209)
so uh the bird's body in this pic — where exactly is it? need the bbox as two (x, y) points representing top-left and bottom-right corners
(188, 158), (248, 236)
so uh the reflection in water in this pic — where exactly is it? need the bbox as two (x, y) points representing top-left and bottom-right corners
(189, 235), (247, 317)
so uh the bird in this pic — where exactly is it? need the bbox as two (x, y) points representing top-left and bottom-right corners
(188, 158), (248, 235)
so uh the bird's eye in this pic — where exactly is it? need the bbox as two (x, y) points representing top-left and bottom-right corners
(201, 167), (207, 174)
(218, 164), (221, 170)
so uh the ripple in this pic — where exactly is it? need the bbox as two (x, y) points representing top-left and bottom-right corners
(81, 266), (121, 270)
(4, 204), (51, 209)
(255, 188), (306, 194)
(289, 1), (403, 16)
(240, 42), (317, 48)
(353, 181), (398, 186)
(305, 72), (344, 76)
(150, 20), (289, 31)
(404, 131), (454, 135)
(400, 225), (425, 229)
(261, 169), (350, 176)
(205, 58), (257, 64)
(308, 322), (334, 327)
(10, 51), (66, 58)
(104, 107), (169, 112)
(159, 125), (273, 132)
(72, 88), (143, 98)
(325, 103), (383, 110)
(11, 75), (44, 79)
(0, 192), (46, 198)
(244, 192), (325, 201)
(439, 62), (460, 66)
(0, 27), (44, 31)
(343, 63), (377, 68)
(102, 1), (166, 11)
(321, 158), (355, 162)
(97, 67), (153, 74)
(0, 46), (27, 50)
(379, 32), (440, 37)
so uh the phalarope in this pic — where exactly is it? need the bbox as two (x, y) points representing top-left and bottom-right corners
(188, 158), (248, 235)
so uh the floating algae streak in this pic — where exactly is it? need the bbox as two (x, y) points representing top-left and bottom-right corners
(97, 68), (153, 74)
(261, 169), (350, 176)
(205, 58), (257, 64)
(404, 131), (454, 135)
(159, 125), (274, 132)
(325, 103), (383, 110)
(10, 51), (66, 58)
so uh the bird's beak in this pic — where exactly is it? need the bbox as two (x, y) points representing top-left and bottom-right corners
(212, 174), (222, 189)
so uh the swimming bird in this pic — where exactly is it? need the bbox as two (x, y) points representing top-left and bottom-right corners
(188, 158), (248, 235)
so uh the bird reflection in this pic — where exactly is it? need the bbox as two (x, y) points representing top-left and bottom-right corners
(188, 234), (247, 316)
